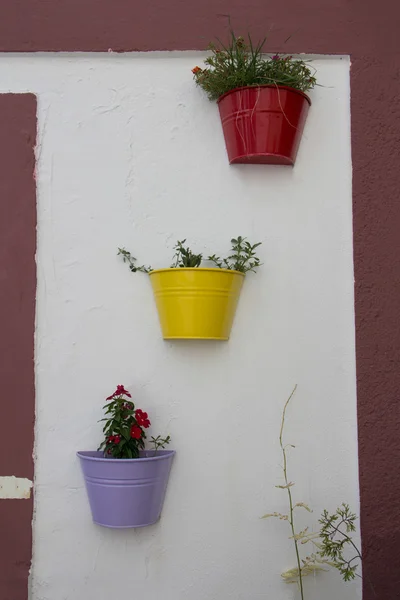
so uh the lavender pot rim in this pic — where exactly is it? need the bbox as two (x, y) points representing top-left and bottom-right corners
(77, 450), (176, 463)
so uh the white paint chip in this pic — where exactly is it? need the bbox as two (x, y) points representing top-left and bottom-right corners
(0, 476), (33, 499)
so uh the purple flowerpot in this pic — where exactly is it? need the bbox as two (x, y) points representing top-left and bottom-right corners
(77, 450), (175, 528)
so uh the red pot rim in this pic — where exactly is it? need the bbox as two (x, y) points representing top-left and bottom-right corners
(217, 85), (311, 106)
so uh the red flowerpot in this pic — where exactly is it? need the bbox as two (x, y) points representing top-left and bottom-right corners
(217, 85), (311, 165)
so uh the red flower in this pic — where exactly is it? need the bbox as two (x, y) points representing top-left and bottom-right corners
(107, 434), (121, 444)
(271, 54), (280, 60)
(192, 66), (202, 74)
(116, 384), (131, 397)
(106, 384), (132, 400)
(135, 409), (151, 429)
(130, 425), (142, 439)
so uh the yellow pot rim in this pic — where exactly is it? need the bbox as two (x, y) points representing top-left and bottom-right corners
(148, 267), (245, 277)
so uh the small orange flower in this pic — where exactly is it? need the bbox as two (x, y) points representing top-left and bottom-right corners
(192, 66), (202, 74)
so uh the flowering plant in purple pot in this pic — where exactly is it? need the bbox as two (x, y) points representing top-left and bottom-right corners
(99, 384), (170, 458)
(77, 385), (175, 528)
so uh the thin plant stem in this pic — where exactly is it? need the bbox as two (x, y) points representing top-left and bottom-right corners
(279, 385), (305, 600)
(324, 521), (377, 593)
(326, 519), (362, 561)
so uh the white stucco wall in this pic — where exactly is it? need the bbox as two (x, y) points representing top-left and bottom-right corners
(0, 53), (359, 600)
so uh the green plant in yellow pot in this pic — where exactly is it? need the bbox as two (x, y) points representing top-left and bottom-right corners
(118, 237), (262, 340)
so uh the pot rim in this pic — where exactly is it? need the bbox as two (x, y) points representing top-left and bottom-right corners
(149, 267), (245, 277)
(77, 450), (176, 463)
(217, 84), (311, 106)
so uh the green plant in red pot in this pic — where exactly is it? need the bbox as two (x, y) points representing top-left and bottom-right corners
(77, 385), (174, 528)
(192, 33), (317, 165)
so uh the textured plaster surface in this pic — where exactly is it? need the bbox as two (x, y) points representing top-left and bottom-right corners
(0, 93), (36, 600)
(351, 53), (400, 600)
(0, 0), (395, 54)
(0, 55), (359, 600)
(0, 3), (398, 600)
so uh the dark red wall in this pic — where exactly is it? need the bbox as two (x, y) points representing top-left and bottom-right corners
(0, 0), (396, 55)
(0, 1), (399, 598)
(0, 94), (37, 600)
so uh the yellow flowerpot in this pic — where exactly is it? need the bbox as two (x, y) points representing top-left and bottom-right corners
(149, 268), (245, 340)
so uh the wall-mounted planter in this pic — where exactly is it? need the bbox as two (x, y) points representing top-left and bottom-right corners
(77, 450), (175, 528)
(149, 268), (245, 340)
(217, 85), (311, 165)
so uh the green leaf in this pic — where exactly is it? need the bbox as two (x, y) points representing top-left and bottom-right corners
(121, 428), (131, 441)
